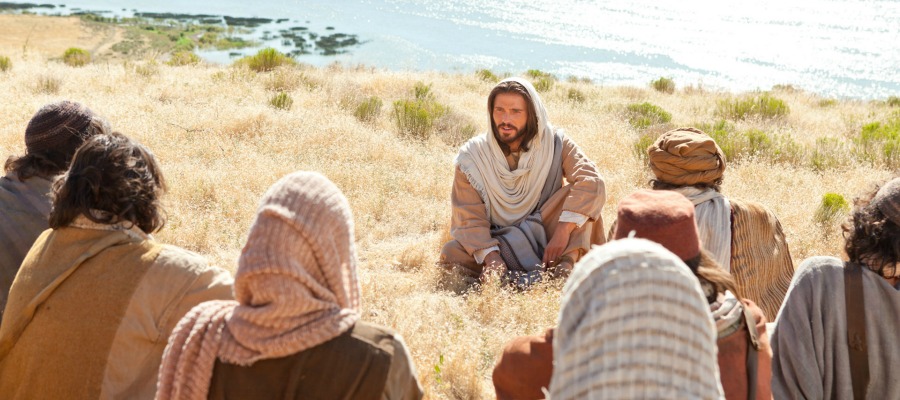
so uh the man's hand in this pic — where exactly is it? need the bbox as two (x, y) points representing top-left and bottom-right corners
(543, 222), (576, 267)
(480, 251), (507, 283)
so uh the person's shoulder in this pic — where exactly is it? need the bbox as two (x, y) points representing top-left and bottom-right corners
(349, 320), (404, 347)
(791, 256), (844, 289)
(153, 244), (228, 278)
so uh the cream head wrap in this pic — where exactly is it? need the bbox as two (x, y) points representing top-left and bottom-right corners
(648, 128), (726, 186)
(156, 172), (361, 400)
(550, 238), (723, 400)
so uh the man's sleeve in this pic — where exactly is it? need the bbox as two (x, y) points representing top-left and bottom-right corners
(450, 166), (499, 256)
(559, 135), (605, 222)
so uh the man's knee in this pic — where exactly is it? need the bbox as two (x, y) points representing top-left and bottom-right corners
(438, 240), (480, 276)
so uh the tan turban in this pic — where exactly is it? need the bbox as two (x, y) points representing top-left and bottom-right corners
(648, 127), (726, 186)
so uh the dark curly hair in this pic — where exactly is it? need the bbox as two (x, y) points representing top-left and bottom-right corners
(843, 182), (900, 277)
(5, 118), (110, 181)
(49, 132), (167, 234)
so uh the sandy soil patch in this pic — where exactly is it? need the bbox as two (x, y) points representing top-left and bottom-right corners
(0, 14), (122, 59)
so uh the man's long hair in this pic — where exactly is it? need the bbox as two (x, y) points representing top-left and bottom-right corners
(4, 118), (109, 181)
(49, 132), (167, 234)
(843, 182), (900, 277)
(487, 81), (539, 154)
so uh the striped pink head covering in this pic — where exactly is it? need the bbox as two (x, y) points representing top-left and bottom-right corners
(156, 171), (361, 400)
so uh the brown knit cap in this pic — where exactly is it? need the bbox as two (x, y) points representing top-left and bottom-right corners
(614, 189), (701, 261)
(24, 101), (98, 154)
(647, 127), (726, 186)
(872, 177), (900, 226)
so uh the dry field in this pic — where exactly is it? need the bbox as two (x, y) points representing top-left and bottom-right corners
(0, 26), (896, 398)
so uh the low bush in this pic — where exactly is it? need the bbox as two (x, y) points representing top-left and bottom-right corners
(567, 88), (586, 103)
(854, 112), (900, 168)
(0, 55), (10, 72)
(269, 92), (294, 110)
(167, 51), (201, 66)
(475, 69), (498, 82)
(392, 99), (446, 139)
(888, 96), (900, 107)
(650, 77), (675, 94)
(625, 102), (672, 129)
(526, 69), (555, 92)
(715, 93), (789, 120)
(814, 193), (850, 225)
(63, 47), (90, 67)
(354, 96), (383, 123)
(237, 48), (294, 72)
(34, 76), (61, 94)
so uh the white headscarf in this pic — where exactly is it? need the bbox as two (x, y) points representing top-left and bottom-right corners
(455, 77), (556, 227)
(551, 238), (724, 400)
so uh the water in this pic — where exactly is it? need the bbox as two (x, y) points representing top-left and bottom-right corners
(10, 0), (900, 99)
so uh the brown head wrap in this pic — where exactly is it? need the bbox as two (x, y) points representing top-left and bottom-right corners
(647, 127), (726, 186)
(24, 101), (98, 154)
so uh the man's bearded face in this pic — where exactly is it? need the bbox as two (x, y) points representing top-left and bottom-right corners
(492, 93), (529, 147)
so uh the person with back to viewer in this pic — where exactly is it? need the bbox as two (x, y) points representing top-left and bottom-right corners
(0, 100), (109, 322)
(156, 171), (424, 400)
(437, 77), (606, 286)
(772, 177), (900, 399)
(637, 127), (794, 318)
(0, 132), (234, 400)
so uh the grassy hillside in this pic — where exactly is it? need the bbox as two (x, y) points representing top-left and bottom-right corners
(0, 31), (897, 398)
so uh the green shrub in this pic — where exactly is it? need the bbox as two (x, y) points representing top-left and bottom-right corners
(414, 81), (434, 101)
(476, 69), (498, 82)
(632, 133), (657, 160)
(0, 55), (10, 72)
(237, 48), (294, 72)
(715, 93), (790, 120)
(626, 102), (672, 129)
(854, 112), (900, 167)
(167, 51), (200, 66)
(525, 69), (555, 92)
(269, 92), (293, 110)
(392, 99), (446, 140)
(567, 88), (586, 103)
(174, 36), (194, 51)
(814, 193), (850, 225)
(650, 77), (675, 94)
(888, 96), (900, 107)
(62, 47), (90, 67)
(810, 137), (847, 171)
(354, 96), (383, 123)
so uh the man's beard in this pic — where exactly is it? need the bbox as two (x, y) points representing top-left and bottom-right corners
(495, 123), (525, 144)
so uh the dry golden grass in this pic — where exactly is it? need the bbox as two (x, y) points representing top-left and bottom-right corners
(0, 50), (894, 398)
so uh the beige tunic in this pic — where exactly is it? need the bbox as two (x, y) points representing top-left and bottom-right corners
(440, 134), (605, 274)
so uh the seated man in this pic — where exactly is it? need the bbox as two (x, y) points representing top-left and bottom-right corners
(0, 132), (233, 400)
(438, 77), (606, 285)
(773, 177), (900, 399)
(643, 127), (794, 318)
(0, 100), (109, 320)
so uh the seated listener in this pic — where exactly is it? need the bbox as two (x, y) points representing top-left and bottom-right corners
(156, 172), (424, 400)
(772, 178), (900, 399)
(493, 190), (770, 399)
(439, 77), (606, 285)
(0, 132), (233, 400)
(0, 100), (109, 320)
(550, 238), (723, 400)
(642, 127), (793, 319)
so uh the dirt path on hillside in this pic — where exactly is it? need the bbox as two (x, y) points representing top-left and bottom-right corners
(0, 14), (123, 59)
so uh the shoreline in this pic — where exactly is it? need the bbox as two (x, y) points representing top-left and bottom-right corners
(0, 11), (897, 103)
